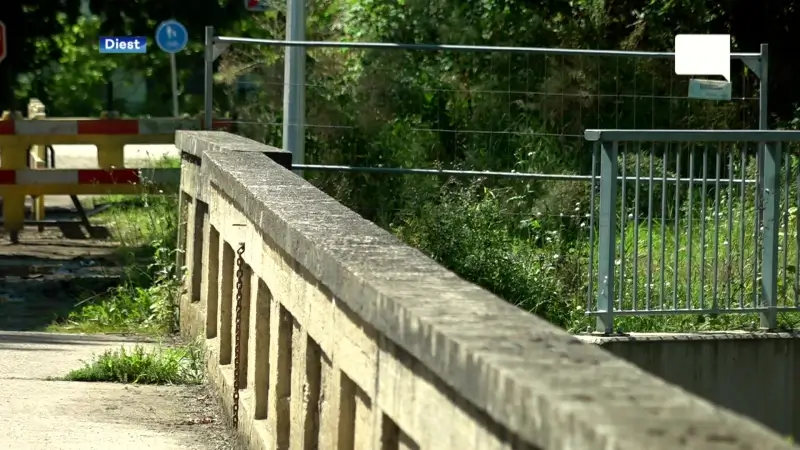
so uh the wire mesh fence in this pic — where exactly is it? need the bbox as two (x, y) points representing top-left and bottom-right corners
(202, 30), (773, 332)
(209, 38), (764, 174)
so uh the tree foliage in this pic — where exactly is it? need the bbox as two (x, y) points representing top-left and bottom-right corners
(4, 0), (800, 331)
(210, 0), (800, 331)
(1, 0), (248, 113)
(0, 0), (82, 109)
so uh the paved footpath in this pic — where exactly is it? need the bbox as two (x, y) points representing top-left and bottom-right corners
(0, 332), (237, 449)
(0, 145), (239, 449)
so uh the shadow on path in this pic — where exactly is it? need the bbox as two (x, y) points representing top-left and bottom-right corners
(0, 330), (157, 353)
(0, 273), (122, 332)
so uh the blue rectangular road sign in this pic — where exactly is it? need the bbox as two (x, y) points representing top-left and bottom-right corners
(99, 37), (147, 54)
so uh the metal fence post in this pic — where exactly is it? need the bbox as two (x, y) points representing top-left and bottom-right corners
(759, 44), (769, 133)
(759, 44), (775, 330)
(755, 44), (769, 273)
(760, 140), (780, 330)
(204, 26), (214, 130)
(596, 140), (618, 333)
(283, 0), (307, 168)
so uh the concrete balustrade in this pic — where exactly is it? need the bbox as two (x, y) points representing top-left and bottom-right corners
(176, 130), (796, 450)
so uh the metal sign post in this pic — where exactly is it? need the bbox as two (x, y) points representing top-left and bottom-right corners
(169, 54), (178, 116)
(155, 20), (189, 117)
(283, 0), (306, 167)
(204, 26), (214, 130)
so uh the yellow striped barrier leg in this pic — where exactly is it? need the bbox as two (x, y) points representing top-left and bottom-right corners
(28, 99), (48, 228)
(0, 137), (29, 242)
(30, 144), (46, 228)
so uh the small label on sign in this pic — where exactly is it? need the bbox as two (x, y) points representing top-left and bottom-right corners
(688, 79), (732, 101)
(245, 0), (269, 11)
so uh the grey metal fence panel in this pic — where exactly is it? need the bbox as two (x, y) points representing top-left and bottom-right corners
(584, 129), (800, 333)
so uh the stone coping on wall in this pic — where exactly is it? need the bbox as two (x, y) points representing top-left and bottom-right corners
(177, 130), (797, 450)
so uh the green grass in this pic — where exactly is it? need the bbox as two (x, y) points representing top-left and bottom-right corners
(52, 156), (205, 385)
(392, 181), (800, 334)
(44, 251), (181, 334)
(46, 156), (183, 336)
(580, 189), (800, 333)
(63, 341), (204, 385)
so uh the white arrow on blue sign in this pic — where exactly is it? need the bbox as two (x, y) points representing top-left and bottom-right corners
(155, 20), (189, 53)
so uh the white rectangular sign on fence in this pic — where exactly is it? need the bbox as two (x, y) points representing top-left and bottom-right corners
(675, 34), (731, 81)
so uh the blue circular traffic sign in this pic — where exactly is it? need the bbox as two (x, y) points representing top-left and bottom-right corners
(155, 20), (188, 53)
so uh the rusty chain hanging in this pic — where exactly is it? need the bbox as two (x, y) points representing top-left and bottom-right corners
(233, 242), (245, 428)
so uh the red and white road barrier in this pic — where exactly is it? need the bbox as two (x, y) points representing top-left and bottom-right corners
(0, 168), (178, 185)
(0, 118), (233, 135)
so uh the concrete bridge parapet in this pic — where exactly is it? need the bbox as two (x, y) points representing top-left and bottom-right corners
(175, 130), (795, 450)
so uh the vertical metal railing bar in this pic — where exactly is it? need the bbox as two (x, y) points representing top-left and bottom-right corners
(725, 148), (734, 310)
(752, 142), (762, 311)
(632, 144), (642, 310)
(672, 146), (681, 311)
(659, 142), (668, 310)
(738, 148), (746, 309)
(586, 142), (599, 315)
(699, 145), (709, 311)
(649, 67), (656, 307)
(618, 149), (628, 311)
(712, 145), (722, 313)
(646, 143), (655, 310)
(782, 150), (790, 307)
(686, 145), (695, 310)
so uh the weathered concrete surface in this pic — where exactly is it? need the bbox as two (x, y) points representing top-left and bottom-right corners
(577, 332), (800, 441)
(0, 331), (239, 450)
(177, 130), (799, 450)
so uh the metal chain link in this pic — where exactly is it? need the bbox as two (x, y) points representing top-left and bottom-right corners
(233, 242), (245, 428)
